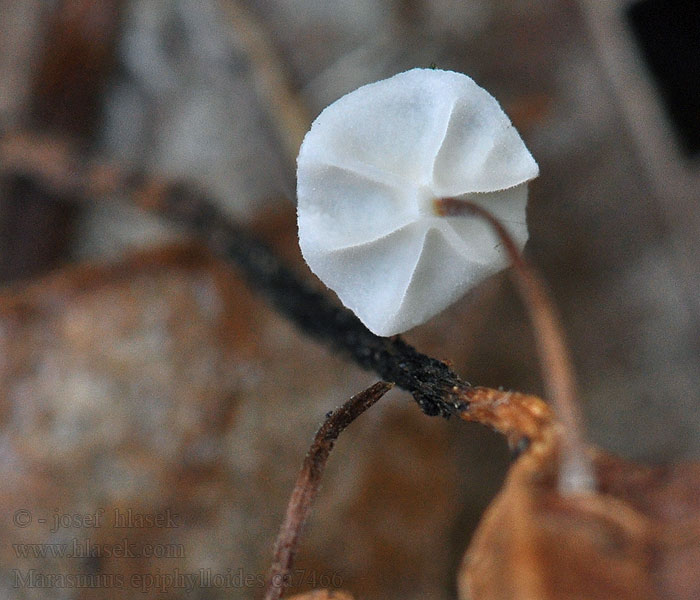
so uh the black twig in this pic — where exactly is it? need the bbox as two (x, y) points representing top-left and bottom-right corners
(155, 184), (469, 418)
(0, 131), (470, 417)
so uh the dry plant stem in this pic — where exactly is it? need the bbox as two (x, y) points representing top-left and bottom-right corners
(436, 198), (594, 494)
(264, 381), (393, 600)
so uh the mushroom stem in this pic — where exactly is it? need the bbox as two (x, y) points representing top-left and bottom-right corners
(435, 198), (595, 494)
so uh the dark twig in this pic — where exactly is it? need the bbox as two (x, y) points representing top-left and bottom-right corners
(436, 198), (594, 493)
(155, 186), (467, 417)
(264, 381), (393, 600)
(0, 131), (469, 418)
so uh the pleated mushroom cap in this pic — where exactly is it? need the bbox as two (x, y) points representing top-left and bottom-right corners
(297, 68), (539, 336)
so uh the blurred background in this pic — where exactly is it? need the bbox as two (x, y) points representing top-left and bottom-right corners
(0, 0), (698, 598)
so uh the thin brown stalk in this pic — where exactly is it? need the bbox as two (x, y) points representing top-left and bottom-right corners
(435, 198), (594, 494)
(264, 381), (393, 600)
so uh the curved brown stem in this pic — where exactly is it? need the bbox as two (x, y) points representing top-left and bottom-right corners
(435, 198), (594, 494)
(264, 381), (393, 600)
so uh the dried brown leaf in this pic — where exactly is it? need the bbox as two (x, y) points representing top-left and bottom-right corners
(459, 389), (700, 600)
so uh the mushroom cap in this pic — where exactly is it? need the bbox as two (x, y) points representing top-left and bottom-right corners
(297, 68), (539, 336)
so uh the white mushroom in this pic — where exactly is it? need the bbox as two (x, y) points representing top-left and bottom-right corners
(297, 68), (539, 336)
